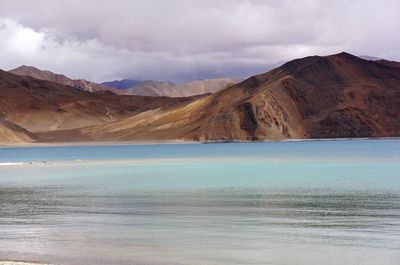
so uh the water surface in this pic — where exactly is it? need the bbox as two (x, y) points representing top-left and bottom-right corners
(0, 140), (399, 265)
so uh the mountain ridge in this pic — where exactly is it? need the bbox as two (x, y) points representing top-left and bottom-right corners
(81, 52), (400, 141)
(1, 52), (399, 143)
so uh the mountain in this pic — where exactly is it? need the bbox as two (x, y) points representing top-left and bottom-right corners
(9, 65), (118, 93)
(81, 52), (400, 141)
(0, 69), (197, 138)
(10, 65), (241, 97)
(101, 79), (141, 90)
(0, 118), (36, 144)
(1, 52), (399, 143)
(125, 78), (242, 97)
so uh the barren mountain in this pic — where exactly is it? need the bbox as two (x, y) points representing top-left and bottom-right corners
(0, 69), (196, 135)
(82, 53), (400, 141)
(9, 65), (118, 93)
(1, 53), (399, 143)
(125, 78), (242, 97)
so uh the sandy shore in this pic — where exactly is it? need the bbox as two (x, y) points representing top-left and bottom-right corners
(0, 139), (200, 148)
(1, 137), (399, 148)
(0, 261), (49, 265)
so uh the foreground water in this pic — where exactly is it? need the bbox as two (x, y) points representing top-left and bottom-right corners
(0, 140), (399, 265)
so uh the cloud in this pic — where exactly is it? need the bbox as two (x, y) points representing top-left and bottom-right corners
(0, 0), (399, 82)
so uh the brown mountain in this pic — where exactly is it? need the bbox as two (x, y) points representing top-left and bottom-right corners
(125, 78), (242, 97)
(9, 65), (118, 93)
(81, 52), (400, 141)
(1, 52), (399, 143)
(0, 69), (197, 138)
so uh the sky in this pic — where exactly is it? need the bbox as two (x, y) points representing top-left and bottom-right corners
(0, 0), (399, 83)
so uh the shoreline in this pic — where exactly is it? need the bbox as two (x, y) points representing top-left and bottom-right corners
(1, 137), (400, 148)
(0, 139), (200, 148)
(0, 261), (49, 265)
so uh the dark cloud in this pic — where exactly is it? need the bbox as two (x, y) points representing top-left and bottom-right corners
(0, 0), (399, 82)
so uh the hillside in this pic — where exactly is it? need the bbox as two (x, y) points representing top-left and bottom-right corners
(0, 119), (36, 144)
(81, 53), (400, 141)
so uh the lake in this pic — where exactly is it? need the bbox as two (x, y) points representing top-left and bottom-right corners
(0, 140), (399, 265)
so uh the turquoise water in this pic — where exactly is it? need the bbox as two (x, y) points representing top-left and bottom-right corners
(0, 140), (399, 265)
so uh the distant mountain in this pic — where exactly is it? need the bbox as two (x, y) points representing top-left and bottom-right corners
(9, 65), (117, 93)
(376, 59), (400, 68)
(359, 55), (382, 61)
(359, 56), (400, 68)
(82, 52), (400, 141)
(126, 78), (242, 97)
(101, 79), (141, 90)
(126, 80), (177, 96)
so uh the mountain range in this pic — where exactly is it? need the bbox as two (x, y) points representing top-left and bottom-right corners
(1, 52), (399, 144)
(9, 66), (241, 98)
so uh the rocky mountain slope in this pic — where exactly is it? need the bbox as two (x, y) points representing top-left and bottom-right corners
(81, 53), (400, 141)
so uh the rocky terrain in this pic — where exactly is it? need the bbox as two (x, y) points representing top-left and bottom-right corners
(1, 52), (399, 143)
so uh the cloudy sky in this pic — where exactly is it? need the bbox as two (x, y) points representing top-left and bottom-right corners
(0, 0), (399, 82)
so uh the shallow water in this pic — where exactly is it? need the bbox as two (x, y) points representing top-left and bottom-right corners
(0, 140), (399, 265)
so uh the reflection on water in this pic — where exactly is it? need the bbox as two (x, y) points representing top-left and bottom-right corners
(0, 140), (400, 265)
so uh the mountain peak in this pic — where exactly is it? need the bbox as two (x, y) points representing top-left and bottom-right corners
(11, 65), (42, 72)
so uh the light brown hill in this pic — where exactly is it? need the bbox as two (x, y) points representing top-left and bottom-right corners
(0, 119), (36, 144)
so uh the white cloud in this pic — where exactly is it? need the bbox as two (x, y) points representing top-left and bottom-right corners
(0, 0), (399, 82)
(2, 20), (45, 58)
